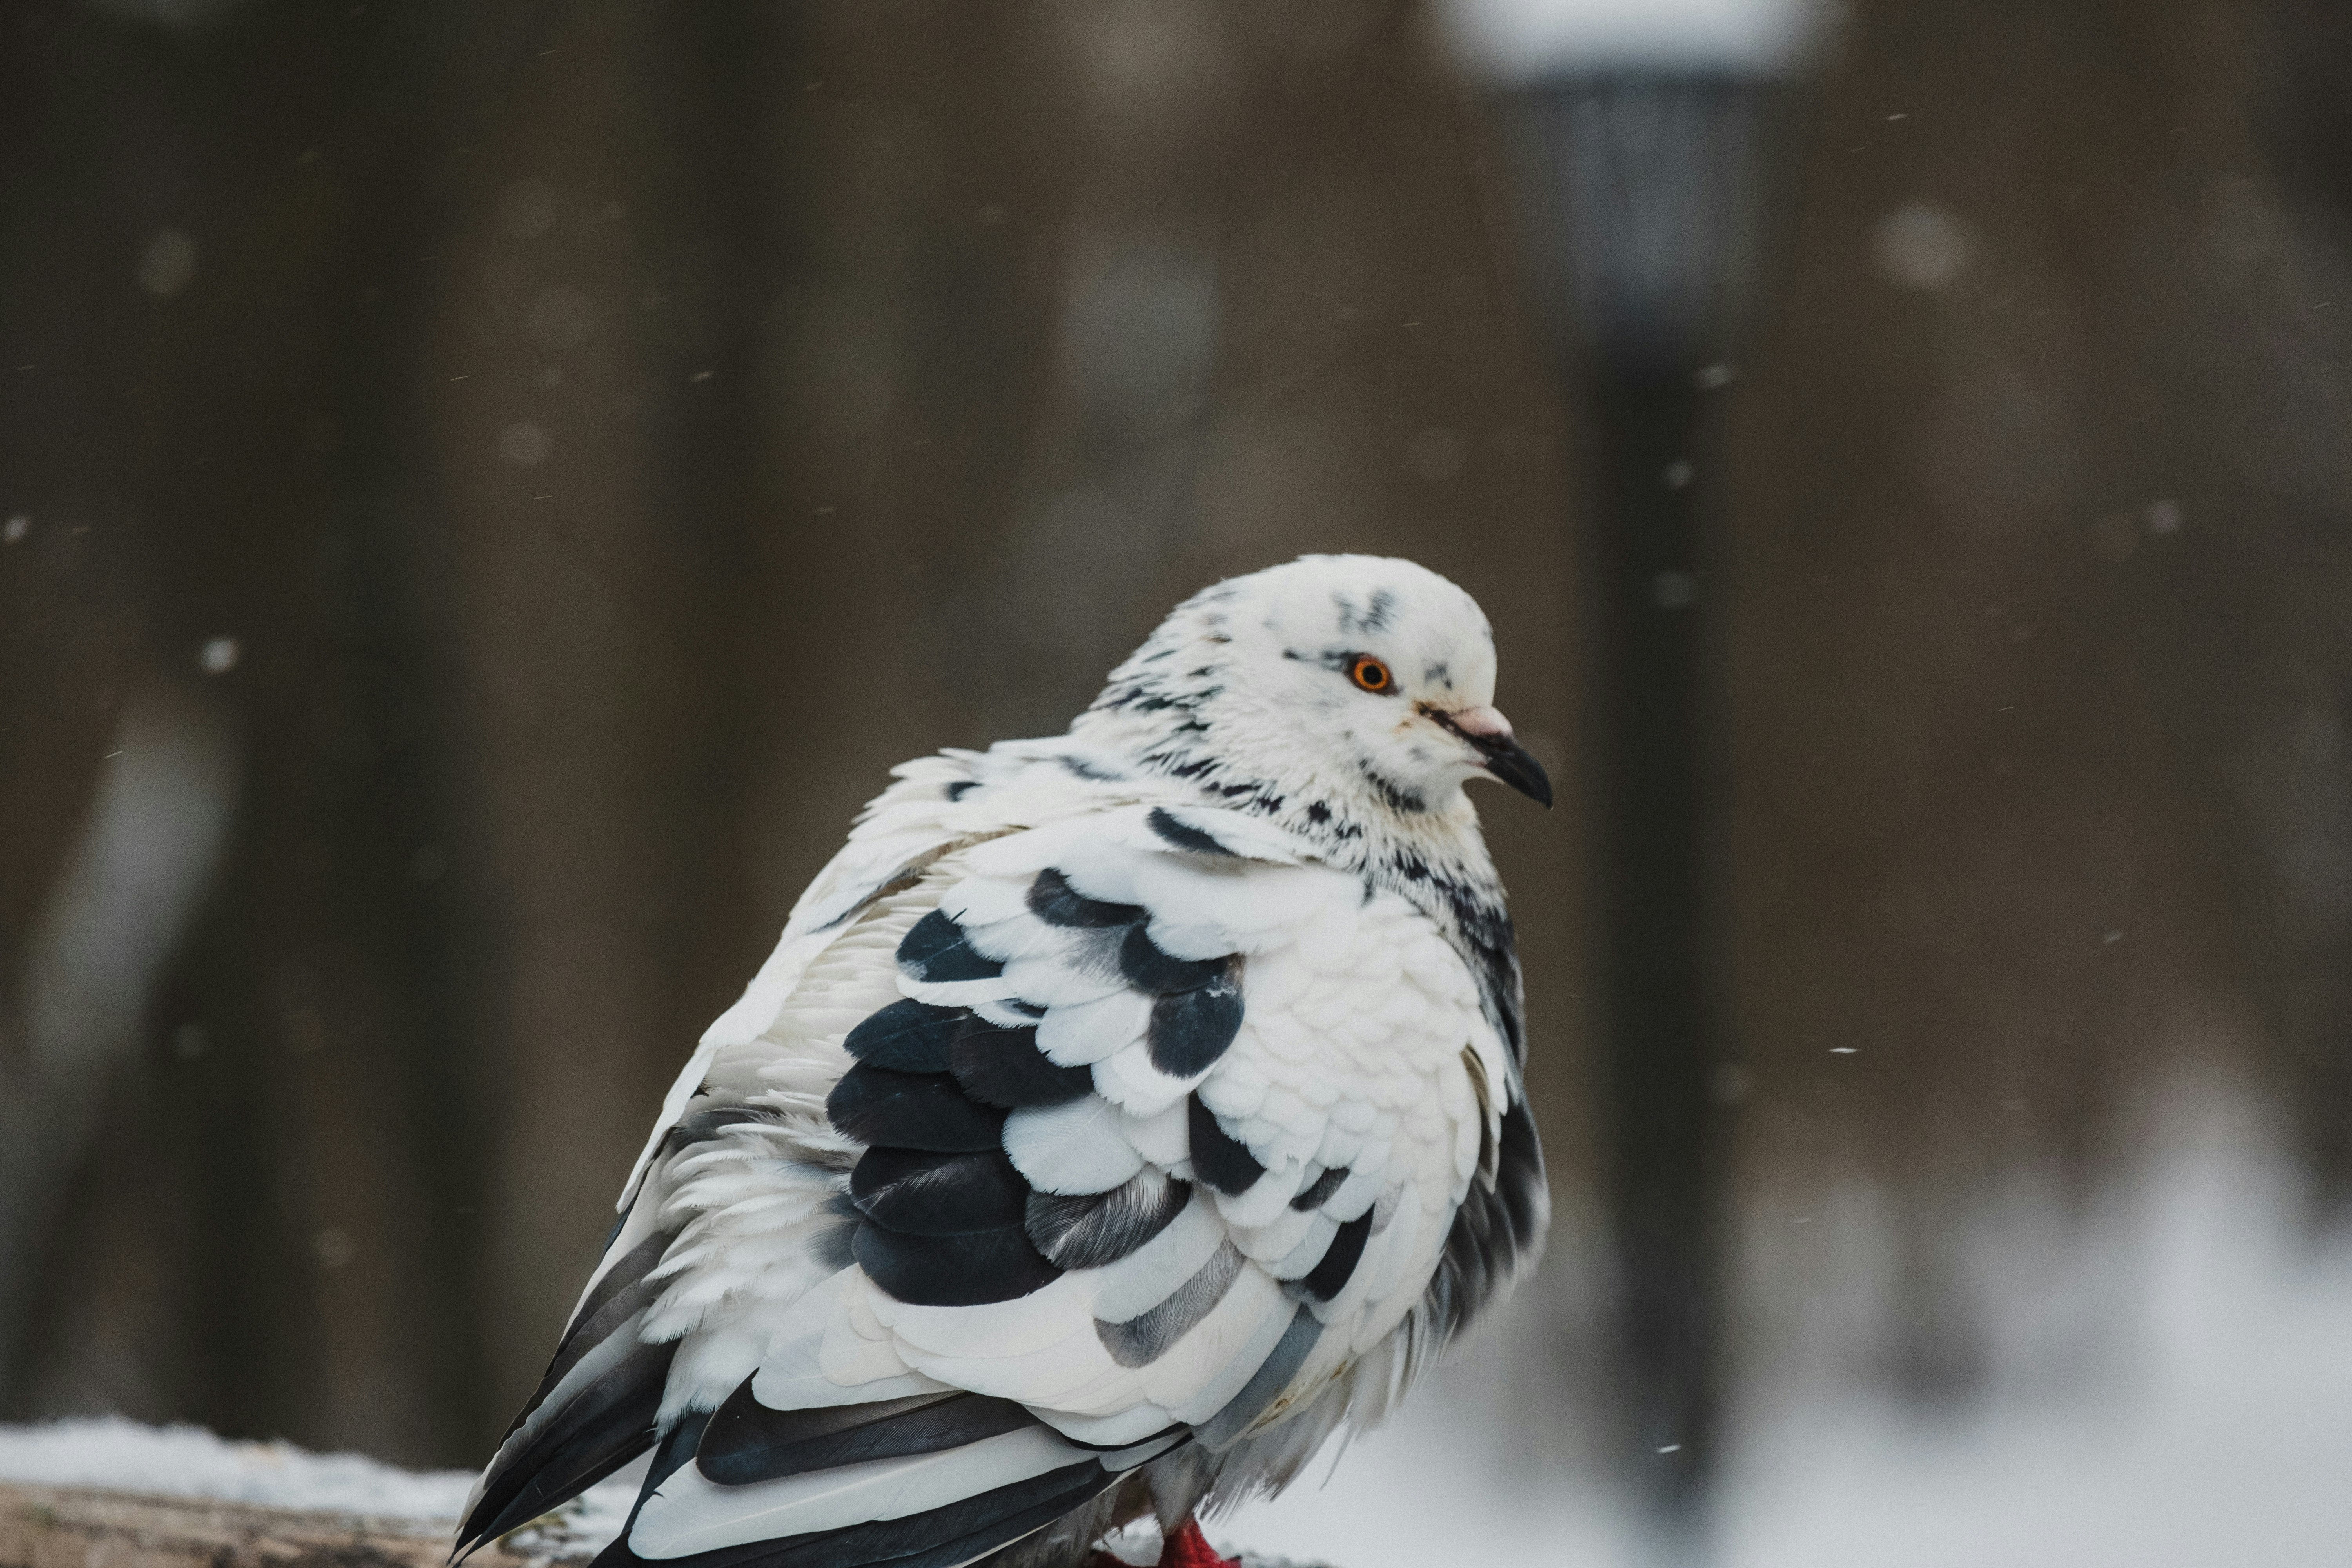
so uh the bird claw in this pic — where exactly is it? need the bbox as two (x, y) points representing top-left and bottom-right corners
(1083, 1518), (1237, 1568)
(1158, 1519), (1239, 1568)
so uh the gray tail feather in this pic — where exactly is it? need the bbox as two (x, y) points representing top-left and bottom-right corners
(585, 1429), (1111, 1568)
(453, 1328), (676, 1559)
(577, 1390), (1183, 1568)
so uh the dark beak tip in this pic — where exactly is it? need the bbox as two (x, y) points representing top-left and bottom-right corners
(1432, 708), (1553, 808)
(1478, 739), (1553, 809)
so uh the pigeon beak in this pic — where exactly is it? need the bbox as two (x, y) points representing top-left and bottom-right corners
(1431, 705), (1553, 809)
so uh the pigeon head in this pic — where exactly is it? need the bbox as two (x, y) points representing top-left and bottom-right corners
(1080, 555), (1551, 831)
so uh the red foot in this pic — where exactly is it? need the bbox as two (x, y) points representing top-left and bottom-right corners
(1159, 1519), (1238, 1568)
(1082, 1518), (1237, 1568)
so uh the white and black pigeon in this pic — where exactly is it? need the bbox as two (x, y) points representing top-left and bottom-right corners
(454, 554), (1551, 1568)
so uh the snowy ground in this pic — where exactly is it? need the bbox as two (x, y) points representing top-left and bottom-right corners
(0, 1415), (481, 1517)
(0, 1416), (641, 1551)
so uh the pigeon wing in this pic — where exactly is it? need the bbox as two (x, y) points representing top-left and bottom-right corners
(593, 801), (1530, 1568)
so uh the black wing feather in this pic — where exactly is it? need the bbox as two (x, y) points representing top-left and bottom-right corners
(851, 1220), (1061, 1307)
(1145, 971), (1243, 1076)
(827, 1063), (1007, 1152)
(1290, 1167), (1346, 1212)
(588, 1462), (1111, 1568)
(897, 909), (1005, 982)
(1186, 1093), (1264, 1194)
(842, 999), (963, 1073)
(697, 1379), (1041, 1485)
(1424, 1096), (1548, 1342)
(457, 1328), (676, 1554)
(948, 1018), (1095, 1108)
(1117, 924), (1227, 994)
(1026, 867), (1143, 929)
(1300, 1210), (1372, 1303)
(1025, 1171), (1191, 1271)
(849, 1147), (1030, 1234)
(496, 1229), (673, 1443)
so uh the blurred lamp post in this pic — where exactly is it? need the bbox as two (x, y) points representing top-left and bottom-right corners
(1440, 0), (1825, 1558)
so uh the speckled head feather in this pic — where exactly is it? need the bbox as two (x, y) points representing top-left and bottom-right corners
(1073, 555), (1545, 1071)
(1076, 554), (1539, 841)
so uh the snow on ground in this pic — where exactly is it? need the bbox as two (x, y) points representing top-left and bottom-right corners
(1711, 1080), (2352, 1568)
(0, 1416), (475, 1517)
(0, 1415), (641, 1547)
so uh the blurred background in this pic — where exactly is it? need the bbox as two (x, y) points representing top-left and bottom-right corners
(5, 0), (2352, 1563)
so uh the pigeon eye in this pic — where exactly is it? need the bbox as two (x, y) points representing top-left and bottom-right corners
(1347, 655), (1395, 694)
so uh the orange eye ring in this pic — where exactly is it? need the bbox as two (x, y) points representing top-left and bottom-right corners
(1347, 654), (1395, 694)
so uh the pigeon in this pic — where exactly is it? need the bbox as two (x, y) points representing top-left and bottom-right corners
(454, 554), (1552, 1568)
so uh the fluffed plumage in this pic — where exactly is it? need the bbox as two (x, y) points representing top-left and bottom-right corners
(456, 555), (1552, 1568)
